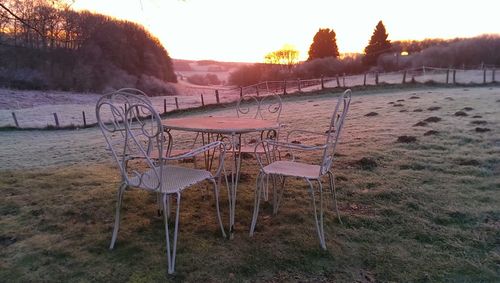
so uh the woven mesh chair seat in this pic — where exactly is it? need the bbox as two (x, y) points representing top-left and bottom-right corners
(239, 144), (266, 154)
(263, 160), (321, 179)
(146, 149), (192, 160)
(129, 165), (213, 193)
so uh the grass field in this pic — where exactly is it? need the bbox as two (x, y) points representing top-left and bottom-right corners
(1, 86), (499, 282)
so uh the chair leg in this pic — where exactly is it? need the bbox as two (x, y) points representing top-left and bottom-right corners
(327, 172), (343, 225)
(317, 179), (325, 247)
(211, 178), (226, 238)
(109, 182), (127, 250)
(163, 192), (181, 275)
(306, 179), (326, 250)
(263, 169), (269, 201)
(156, 192), (163, 217)
(273, 176), (286, 215)
(249, 171), (264, 236)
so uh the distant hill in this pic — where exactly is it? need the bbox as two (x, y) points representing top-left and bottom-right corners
(0, 2), (177, 95)
(172, 59), (250, 86)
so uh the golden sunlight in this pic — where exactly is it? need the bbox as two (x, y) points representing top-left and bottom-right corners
(72, 0), (500, 62)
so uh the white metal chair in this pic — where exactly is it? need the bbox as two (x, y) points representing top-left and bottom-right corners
(235, 93), (282, 200)
(96, 91), (226, 274)
(249, 89), (352, 250)
(235, 93), (283, 154)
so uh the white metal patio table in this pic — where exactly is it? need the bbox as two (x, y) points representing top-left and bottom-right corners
(162, 116), (279, 238)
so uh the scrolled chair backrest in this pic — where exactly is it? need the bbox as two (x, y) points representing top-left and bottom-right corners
(123, 99), (165, 191)
(319, 89), (352, 175)
(236, 94), (260, 119)
(257, 93), (282, 122)
(96, 89), (164, 190)
(236, 93), (282, 122)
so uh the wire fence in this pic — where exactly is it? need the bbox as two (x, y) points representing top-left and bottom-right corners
(1, 66), (497, 129)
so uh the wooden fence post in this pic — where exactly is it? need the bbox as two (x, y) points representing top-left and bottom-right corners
(402, 71), (407, 84)
(320, 76), (324, 90)
(11, 112), (19, 128)
(336, 75), (340, 87)
(163, 99), (167, 114)
(483, 69), (487, 84)
(297, 78), (301, 92)
(363, 73), (367, 86)
(215, 90), (220, 104)
(82, 111), (87, 127)
(175, 97), (179, 110)
(446, 69), (449, 84)
(239, 87), (243, 98)
(201, 94), (205, 106)
(283, 80), (287, 94)
(453, 70), (456, 84)
(342, 74), (346, 87)
(493, 68), (496, 82)
(256, 86), (259, 96)
(53, 113), (60, 127)
(375, 72), (379, 85)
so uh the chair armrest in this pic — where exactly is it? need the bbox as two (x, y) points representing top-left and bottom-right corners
(262, 140), (326, 152)
(285, 129), (329, 143)
(165, 141), (226, 177)
(254, 139), (326, 170)
(165, 141), (225, 161)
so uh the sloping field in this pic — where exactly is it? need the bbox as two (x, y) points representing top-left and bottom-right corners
(0, 86), (499, 281)
(1, 68), (496, 128)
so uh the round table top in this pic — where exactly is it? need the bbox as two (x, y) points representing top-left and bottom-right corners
(162, 116), (279, 134)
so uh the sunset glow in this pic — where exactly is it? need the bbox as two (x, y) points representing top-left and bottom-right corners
(72, 0), (500, 62)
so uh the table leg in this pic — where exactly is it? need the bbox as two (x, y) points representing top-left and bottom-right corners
(199, 132), (240, 239)
(227, 132), (243, 239)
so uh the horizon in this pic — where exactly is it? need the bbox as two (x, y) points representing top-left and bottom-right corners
(69, 0), (500, 62)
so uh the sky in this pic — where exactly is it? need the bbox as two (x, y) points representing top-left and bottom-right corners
(72, 0), (500, 63)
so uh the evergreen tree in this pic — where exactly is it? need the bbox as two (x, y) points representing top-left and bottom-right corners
(363, 21), (392, 66)
(307, 28), (339, 61)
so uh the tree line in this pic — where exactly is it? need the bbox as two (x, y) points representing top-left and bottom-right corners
(0, 0), (177, 94)
(229, 21), (500, 86)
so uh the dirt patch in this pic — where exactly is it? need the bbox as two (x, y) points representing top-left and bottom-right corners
(424, 130), (439, 136)
(424, 117), (441, 123)
(354, 157), (378, 170)
(454, 111), (468, 116)
(413, 121), (428, 127)
(472, 115), (483, 118)
(364, 112), (379, 117)
(396, 99), (405, 102)
(455, 158), (481, 166)
(388, 101), (395, 104)
(471, 120), (487, 125)
(462, 107), (474, 111)
(475, 127), (491, 133)
(399, 109), (408, 113)
(445, 97), (455, 101)
(0, 235), (17, 247)
(427, 106), (441, 111)
(335, 175), (348, 181)
(397, 135), (417, 143)
(413, 109), (423, 112)
(393, 103), (404, 107)
(409, 96), (420, 99)
(240, 152), (254, 160)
